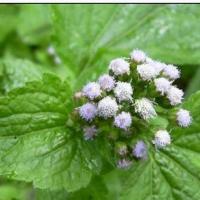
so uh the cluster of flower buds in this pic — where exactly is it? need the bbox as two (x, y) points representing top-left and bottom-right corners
(74, 49), (192, 169)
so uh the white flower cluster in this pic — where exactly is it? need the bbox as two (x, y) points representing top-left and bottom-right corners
(75, 48), (192, 168)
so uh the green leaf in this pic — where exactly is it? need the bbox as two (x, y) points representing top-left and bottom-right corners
(185, 66), (200, 98)
(0, 58), (47, 93)
(0, 74), (102, 192)
(36, 175), (110, 200)
(52, 5), (200, 90)
(17, 5), (52, 45)
(120, 91), (200, 200)
(0, 5), (19, 43)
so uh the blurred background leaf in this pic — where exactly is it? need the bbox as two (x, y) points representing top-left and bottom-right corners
(52, 4), (200, 90)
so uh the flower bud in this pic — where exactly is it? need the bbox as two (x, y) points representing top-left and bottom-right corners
(83, 126), (98, 140)
(130, 49), (146, 63)
(163, 64), (180, 80)
(79, 103), (97, 121)
(153, 130), (171, 148)
(117, 158), (132, 169)
(114, 82), (133, 102)
(137, 63), (159, 81)
(98, 74), (115, 91)
(109, 58), (130, 76)
(82, 82), (101, 100)
(114, 112), (132, 130)
(133, 140), (147, 159)
(176, 109), (192, 127)
(98, 96), (118, 119)
(154, 77), (171, 95)
(167, 86), (184, 106)
(116, 142), (128, 156)
(134, 98), (157, 120)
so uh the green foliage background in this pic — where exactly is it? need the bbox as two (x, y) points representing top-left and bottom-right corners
(0, 4), (200, 200)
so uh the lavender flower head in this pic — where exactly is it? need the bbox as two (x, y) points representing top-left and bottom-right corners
(176, 109), (192, 127)
(79, 103), (97, 121)
(83, 126), (98, 140)
(133, 140), (147, 159)
(134, 98), (157, 120)
(130, 49), (146, 63)
(137, 63), (159, 81)
(82, 82), (101, 100)
(153, 130), (171, 149)
(116, 142), (128, 156)
(117, 158), (132, 169)
(109, 58), (130, 76)
(98, 74), (115, 91)
(167, 86), (184, 106)
(98, 96), (118, 119)
(114, 82), (133, 102)
(114, 112), (132, 130)
(163, 64), (180, 80)
(154, 77), (172, 95)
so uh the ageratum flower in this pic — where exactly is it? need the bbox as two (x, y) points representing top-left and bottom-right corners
(134, 98), (157, 120)
(117, 158), (132, 169)
(114, 112), (132, 130)
(114, 82), (133, 102)
(79, 103), (97, 121)
(133, 140), (147, 159)
(167, 86), (184, 106)
(130, 49), (146, 63)
(137, 63), (159, 81)
(109, 58), (130, 76)
(98, 74), (115, 91)
(153, 130), (171, 148)
(154, 77), (171, 95)
(150, 61), (166, 74)
(163, 64), (180, 80)
(83, 126), (98, 140)
(98, 96), (118, 119)
(116, 142), (128, 156)
(176, 109), (192, 127)
(82, 82), (101, 100)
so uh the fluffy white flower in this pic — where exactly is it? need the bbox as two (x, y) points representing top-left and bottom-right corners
(82, 82), (101, 100)
(134, 98), (157, 120)
(114, 112), (132, 130)
(154, 77), (172, 95)
(79, 103), (97, 121)
(137, 63), (159, 81)
(130, 49), (146, 63)
(98, 96), (118, 119)
(98, 74), (115, 91)
(114, 82), (133, 102)
(167, 86), (184, 106)
(109, 58), (130, 76)
(163, 64), (180, 80)
(176, 109), (192, 127)
(83, 126), (97, 140)
(153, 130), (171, 148)
(117, 158), (132, 169)
(133, 140), (147, 159)
(151, 61), (166, 74)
